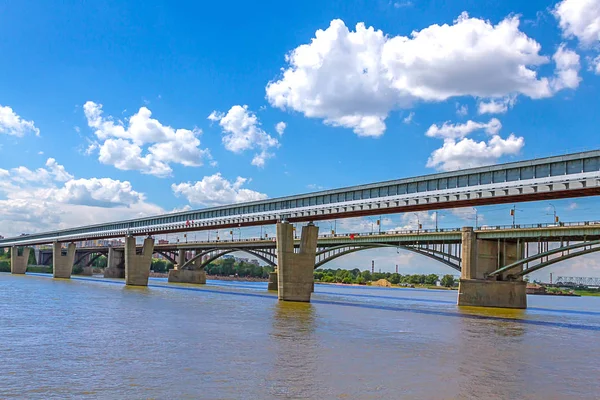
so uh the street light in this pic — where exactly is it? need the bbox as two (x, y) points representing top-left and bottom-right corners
(548, 203), (559, 224)
(472, 207), (479, 229)
(413, 213), (422, 232)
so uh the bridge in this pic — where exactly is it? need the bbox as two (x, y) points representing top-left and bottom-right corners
(3, 149), (600, 308)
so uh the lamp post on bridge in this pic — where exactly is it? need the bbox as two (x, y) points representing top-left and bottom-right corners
(413, 213), (421, 233)
(548, 203), (559, 225)
(472, 207), (479, 229)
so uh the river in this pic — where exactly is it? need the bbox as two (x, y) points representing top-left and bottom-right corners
(1, 273), (599, 399)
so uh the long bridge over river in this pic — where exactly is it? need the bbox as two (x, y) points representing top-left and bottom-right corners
(3, 150), (600, 308)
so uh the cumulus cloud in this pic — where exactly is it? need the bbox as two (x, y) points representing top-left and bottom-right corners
(0, 105), (40, 137)
(0, 158), (162, 237)
(172, 173), (268, 207)
(403, 112), (415, 124)
(266, 13), (569, 136)
(83, 101), (210, 177)
(51, 178), (145, 207)
(425, 118), (502, 140)
(275, 121), (287, 135)
(45, 158), (74, 182)
(427, 134), (524, 171)
(551, 44), (581, 91)
(594, 55), (600, 74)
(477, 96), (516, 114)
(554, 0), (600, 74)
(208, 105), (279, 167)
(456, 104), (468, 117)
(553, 0), (600, 46)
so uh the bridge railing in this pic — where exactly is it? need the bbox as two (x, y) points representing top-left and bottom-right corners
(35, 220), (600, 249)
(478, 220), (600, 231)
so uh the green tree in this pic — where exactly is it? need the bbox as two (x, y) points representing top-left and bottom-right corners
(441, 274), (455, 287)
(361, 270), (372, 282)
(27, 249), (37, 266)
(424, 274), (439, 286)
(388, 273), (401, 285)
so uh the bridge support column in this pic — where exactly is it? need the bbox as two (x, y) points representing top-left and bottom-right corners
(277, 222), (318, 302)
(268, 270), (278, 291)
(125, 236), (154, 286)
(104, 248), (125, 278)
(10, 246), (30, 274)
(458, 227), (527, 309)
(53, 242), (76, 279)
(168, 257), (206, 284)
(177, 249), (185, 269)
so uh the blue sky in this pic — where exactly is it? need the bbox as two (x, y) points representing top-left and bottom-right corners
(1, 0), (600, 278)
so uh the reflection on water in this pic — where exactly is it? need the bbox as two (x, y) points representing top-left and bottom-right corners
(1, 273), (600, 399)
(269, 302), (318, 399)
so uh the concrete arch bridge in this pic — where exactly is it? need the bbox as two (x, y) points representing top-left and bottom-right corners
(24, 221), (600, 308)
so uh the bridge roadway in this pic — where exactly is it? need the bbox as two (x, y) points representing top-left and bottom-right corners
(2, 149), (600, 247)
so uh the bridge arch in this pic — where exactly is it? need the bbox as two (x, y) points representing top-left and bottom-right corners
(315, 243), (461, 271)
(181, 248), (277, 270)
(72, 250), (108, 267)
(488, 239), (600, 279)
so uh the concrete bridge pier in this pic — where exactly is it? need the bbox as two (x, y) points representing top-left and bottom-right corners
(177, 249), (185, 268)
(53, 242), (76, 279)
(268, 270), (278, 291)
(104, 248), (125, 278)
(125, 236), (154, 286)
(168, 256), (207, 284)
(458, 227), (527, 309)
(10, 246), (30, 274)
(277, 222), (318, 302)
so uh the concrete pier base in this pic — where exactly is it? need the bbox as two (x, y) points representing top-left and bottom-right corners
(277, 222), (318, 302)
(458, 279), (527, 309)
(82, 266), (94, 276)
(10, 246), (30, 274)
(53, 242), (76, 279)
(125, 236), (154, 286)
(104, 248), (125, 278)
(268, 271), (278, 291)
(168, 269), (206, 284)
(104, 267), (125, 278)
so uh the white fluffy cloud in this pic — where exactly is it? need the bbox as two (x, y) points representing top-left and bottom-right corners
(172, 173), (268, 207)
(84, 102), (210, 177)
(0, 105), (40, 137)
(275, 121), (287, 135)
(551, 44), (581, 91)
(208, 105), (279, 167)
(51, 178), (145, 207)
(477, 96), (516, 114)
(427, 133), (524, 171)
(594, 55), (600, 74)
(426, 118), (501, 140)
(0, 158), (162, 237)
(266, 13), (572, 136)
(554, 0), (600, 46)
(554, 0), (600, 74)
